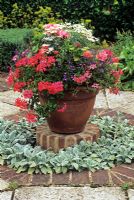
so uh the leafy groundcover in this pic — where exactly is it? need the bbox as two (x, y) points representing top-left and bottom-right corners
(0, 114), (134, 174)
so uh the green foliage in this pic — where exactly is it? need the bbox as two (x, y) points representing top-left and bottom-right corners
(0, 28), (33, 72)
(0, 115), (133, 174)
(32, 6), (62, 29)
(8, 181), (19, 190)
(0, 4), (61, 29)
(112, 32), (134, 91)
(1, 0), (134, 41)
(121, 183), (130, 191)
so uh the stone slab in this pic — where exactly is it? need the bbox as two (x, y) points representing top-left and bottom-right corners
(14, 187), (126, 200)
(0, 191), (12, 200)
(94, 90), (134, 115)
(0, 91), (20, 105)
(0, 102), (19, 117)
(0, 179), (9, 191)
(36, 123), (100, 152)
(106, 91), (134, 108)
(94, 91), (108, 109)
(128, 189), (134, 200)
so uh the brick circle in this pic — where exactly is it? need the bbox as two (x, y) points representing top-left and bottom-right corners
(36, 123), (100, 152)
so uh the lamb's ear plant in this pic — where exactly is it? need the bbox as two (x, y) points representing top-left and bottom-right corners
(0, 114), (134, 174)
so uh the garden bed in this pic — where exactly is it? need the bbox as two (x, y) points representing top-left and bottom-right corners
(0, 111), (133, 175)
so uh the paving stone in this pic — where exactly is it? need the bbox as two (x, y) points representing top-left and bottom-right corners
(94, 91), (108, 109)
(83, 187), (126, 200)
(0, 191), (12, 200)
(14, 186), (126, 200)
(0, 178), (9, 191)
(0, 91), (20, 105)
(0, 102), (19, 117)
(116, 105), (134, 115)
(105, 90), (134, 115)
(128, 189), (134, 200)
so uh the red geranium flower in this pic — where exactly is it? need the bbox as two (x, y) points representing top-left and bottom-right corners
(23, 90), (33, 99)
(14, 82), (26, 92)
(26, 112), (38, 123)
(15, 98), (28, 109)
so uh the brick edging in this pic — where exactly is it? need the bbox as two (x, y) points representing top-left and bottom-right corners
(0, 164), (134, 187)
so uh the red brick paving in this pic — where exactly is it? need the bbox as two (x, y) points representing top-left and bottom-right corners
(36, 123), (100, 153)
(0, 164), (133, 186)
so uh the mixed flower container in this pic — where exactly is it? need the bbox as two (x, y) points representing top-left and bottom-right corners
(7, 24), (123, 133)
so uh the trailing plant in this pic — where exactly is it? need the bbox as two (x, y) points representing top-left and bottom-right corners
(0, 115), (133, 174)
(7, 24), (123, 121)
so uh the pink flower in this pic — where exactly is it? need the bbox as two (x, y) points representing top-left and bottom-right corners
(43, 24), (61, 35)
(12, 55), (19, 62)
(89, 64), (97, 70)
(103, 49), (113, 57)
(112, 57), (119, 63)
(57, 103), (67, 112)
(96, 50), (108, 62)
(109, 87), (120, 95)
(73, 71), (91, 84)
(96, 49), (113, 62)
(43, 24), (60, 30)
(57, 30), (70, 38)
(91, 83), (100, 89)
(23, 90), (33, 99)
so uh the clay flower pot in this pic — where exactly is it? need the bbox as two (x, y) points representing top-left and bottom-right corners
(40, 89), (98, 134)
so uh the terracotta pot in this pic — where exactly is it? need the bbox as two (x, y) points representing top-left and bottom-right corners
(40, 89), (98, 134)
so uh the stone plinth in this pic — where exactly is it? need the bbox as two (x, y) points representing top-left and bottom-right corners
(36, 123), (100, 152)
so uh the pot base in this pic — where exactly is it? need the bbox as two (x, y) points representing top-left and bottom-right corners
(36, 122), (100, 153)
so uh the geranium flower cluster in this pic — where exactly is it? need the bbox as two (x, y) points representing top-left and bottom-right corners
(38, 81), (64, 94)
(7, 23), (123, 122)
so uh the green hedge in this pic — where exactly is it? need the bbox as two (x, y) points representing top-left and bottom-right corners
(0, 0), (134, 41)
(0, 28), (33, 72)
(112, 32), (134, 91)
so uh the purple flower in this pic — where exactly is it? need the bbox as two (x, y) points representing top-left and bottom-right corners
(63, 73), (67, 81)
